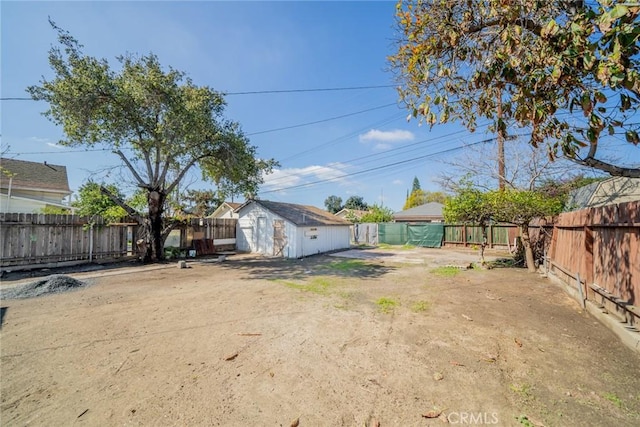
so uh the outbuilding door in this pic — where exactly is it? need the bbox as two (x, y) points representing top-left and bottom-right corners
(273, 220), (286, 257)
(256, 216), (267, 254)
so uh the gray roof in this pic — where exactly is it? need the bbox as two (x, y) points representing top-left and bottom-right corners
(393, 202), (444, 219)
(0, 158), (71, 193)
(237, 200), (351, 227)
(566, 177), (640, 210)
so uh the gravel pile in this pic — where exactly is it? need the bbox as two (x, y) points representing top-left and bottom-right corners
(1, 275), (90, 300)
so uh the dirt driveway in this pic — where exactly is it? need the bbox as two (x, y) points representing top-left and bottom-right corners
(1, 247), (639, 426)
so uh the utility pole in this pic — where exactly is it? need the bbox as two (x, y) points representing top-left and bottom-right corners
(496, 87), (506, 190)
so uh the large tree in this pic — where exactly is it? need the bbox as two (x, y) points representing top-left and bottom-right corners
(344, 195), (369, 210)
(390, 0), (640, 177)
(28, 21), (275, 261)
(324, 195), (343, 213)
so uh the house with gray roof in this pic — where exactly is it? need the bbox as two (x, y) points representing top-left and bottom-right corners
(0, 158), (73, 213)
(566, 177), (640, 210)
(235, 199), (351, 258)
(393, 202), (444, 223)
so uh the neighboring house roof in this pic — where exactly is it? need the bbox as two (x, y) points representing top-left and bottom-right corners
(236, 200), (351, 227)
(335, 208), (369, 219)
(566, 177), (640, 210)
(0, 158), (71, 194)
(393, 202), (444, 221)
(208, 201), (242, 218)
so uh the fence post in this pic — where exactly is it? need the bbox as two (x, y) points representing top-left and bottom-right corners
(584, 209), (594, 300)
(89, 223), (94, 262)
(576, 273), (586, 309)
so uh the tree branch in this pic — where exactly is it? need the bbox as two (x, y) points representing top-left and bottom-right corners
(577, 156), (640, 178)
(99, 186), (143, 222)
(166, 157), (199, 194)
(113, 150), (149, 187)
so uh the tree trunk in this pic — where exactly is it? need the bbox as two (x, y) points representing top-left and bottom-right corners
(479, 224), (487, 265)
(520, 223), (536, 273)
(147, 190), (166, 262)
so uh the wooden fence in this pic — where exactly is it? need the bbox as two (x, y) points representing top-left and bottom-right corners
(547, 201), (639, 326)
(1, 214), (238, 269)
(443, 223), (520, 249)
(0, 213), (137, 268)
(165, 218), (237, 255)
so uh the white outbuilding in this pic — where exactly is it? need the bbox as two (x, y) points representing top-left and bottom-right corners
(235, 200), (352, 258)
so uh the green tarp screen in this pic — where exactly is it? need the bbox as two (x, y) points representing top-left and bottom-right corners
(378, 223), (408, 245)
(378, 223), (444, 248)
(407, 224), (444, 248)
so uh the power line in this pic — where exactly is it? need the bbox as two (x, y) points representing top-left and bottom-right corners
(225, 85), (395, 96)
(0, 84), (396, 101)
(246, 103), (397, 136)
(259, 137), (498, 194)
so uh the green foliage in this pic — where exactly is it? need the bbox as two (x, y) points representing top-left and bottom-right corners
(359, 204), (394, 223)
(344, 195), (369, 210)
(411, 176), (421, 192)
(72, 182), (128, 223)
(324, 195), (343, 213)
(410, 300), (431, 312)
(443, 187), (493, 226)
(431, 266), (462, 277)
(490, 189), (563, 226)
(375, 297), (399, 313)
(403, 189), (448, 209)
(390, 0), (640, 177)
(28, 21), (276, 261)
(181, 189), (222, 217)
(40, 205), (72, 214)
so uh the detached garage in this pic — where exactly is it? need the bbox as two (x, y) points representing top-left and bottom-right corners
(235, 200), (351, 258)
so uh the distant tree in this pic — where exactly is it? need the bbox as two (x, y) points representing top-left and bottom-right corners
(403, 189), (448, 209)
(182, 189), (222, 217)
(443, 186), (494, 264)
(324, 195), (343, 213)
(359, 204), (394, 223)
(344, 195), (368, 211)
(411, 176), (421, 193)
(28, 21), (276, 261)
(491, 189), (563, 272)
(72, 182), (128, 223)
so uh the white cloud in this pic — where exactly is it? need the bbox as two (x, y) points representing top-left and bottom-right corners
(46, 142), (65, 149)
(358, 129), (415, 143)
(261, 163), (351, 193)
(392, 179), (403, 185)
(30, 136), (49, 143)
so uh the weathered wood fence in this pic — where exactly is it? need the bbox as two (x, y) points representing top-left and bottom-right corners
(547, 201), (639, 326)
(443, 223), (520, 249)
(0, 213), (137, 268)
(1, 214), (238, 269)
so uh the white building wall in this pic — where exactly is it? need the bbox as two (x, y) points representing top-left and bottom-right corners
(294, 225), (350, 258)
(236, 202), (282, 255)
(0, 194), (61, 213)
(237, 202), (351, 258)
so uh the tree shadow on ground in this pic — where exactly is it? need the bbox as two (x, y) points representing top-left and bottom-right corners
(213, 254), (395, 281)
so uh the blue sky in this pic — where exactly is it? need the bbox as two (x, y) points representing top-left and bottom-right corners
(2, 1), (638, 212)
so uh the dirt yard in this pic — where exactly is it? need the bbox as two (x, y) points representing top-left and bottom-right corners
(1, 247), (639, 426)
